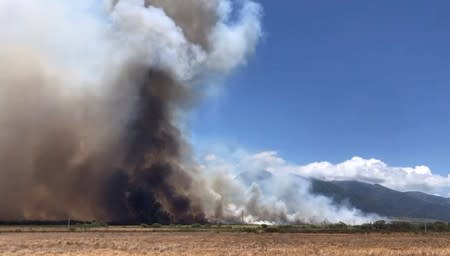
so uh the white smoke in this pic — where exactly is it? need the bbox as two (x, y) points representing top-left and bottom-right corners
(108, 0), (262, 82)
(0, 0), (261, 86)
(198, 152), (378, 224)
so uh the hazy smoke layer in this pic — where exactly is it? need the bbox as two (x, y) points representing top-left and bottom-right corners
(0, 0), (374, 224)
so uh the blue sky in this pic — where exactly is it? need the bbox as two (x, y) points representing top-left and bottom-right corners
(191, 0), (450, 176)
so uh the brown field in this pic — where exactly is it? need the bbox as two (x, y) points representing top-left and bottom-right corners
(1, 230), (450, 256)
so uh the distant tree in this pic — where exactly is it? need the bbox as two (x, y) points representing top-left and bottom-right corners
(373, 220), (386, 230)
(151, 223), (162, 228)
(389, 221), (411, 231)
(431, 222), (448, 232)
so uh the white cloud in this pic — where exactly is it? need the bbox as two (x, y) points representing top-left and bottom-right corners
(246, 151), (450, 196)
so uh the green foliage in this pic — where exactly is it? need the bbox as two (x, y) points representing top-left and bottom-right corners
(191, 223), (202, 228)
(430, 222), (448, 232)
(374, 220), (386, 230)
(72, 220), (108, 231)
(328, 222), (347, 230)
(151, 223), (162, 228)
(359, 223), (373, 231)
(36, 220), (450, 233)
(389, 221), (412, 231)
(90, 220), (108, 227)
(237, 227), (258, 233)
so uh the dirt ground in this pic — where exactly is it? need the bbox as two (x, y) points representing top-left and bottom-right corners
(1, 231), (450, 256)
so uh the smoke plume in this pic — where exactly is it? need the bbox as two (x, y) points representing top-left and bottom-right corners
(0, 0), (261, 223)
(0, 0), (375, 224)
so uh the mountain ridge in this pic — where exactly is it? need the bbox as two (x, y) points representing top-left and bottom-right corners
(237, 170), (450, 222)
(310, 179), (450, 222)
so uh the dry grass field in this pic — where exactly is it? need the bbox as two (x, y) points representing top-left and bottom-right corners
(1, 231), (450, 256)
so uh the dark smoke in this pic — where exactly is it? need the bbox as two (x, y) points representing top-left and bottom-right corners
(0, 53), (205, 224)
(101, 68), (205, 224)
(0, 0), (262, 223)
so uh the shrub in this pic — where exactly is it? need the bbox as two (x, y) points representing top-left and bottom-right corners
(374, 220), (387, 230)
(389, 221), (412, 231)
(191, 223), (202, 228)
(431, 222), (448, 232)
(151, 223), (162, 228)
